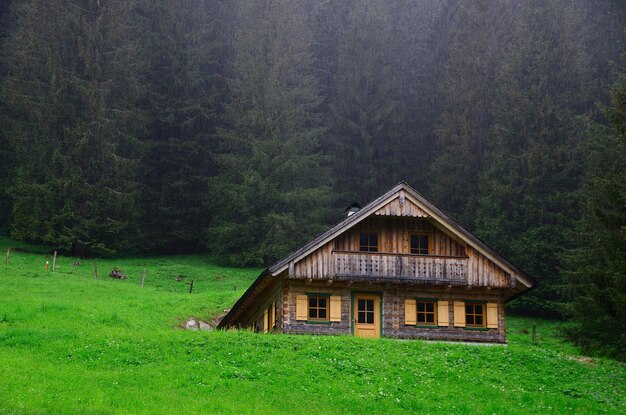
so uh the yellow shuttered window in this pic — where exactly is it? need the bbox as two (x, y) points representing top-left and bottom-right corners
(453, 301), (466, 327)
(330, 296), (341, 322)
(296, 294), (308, 320)
(487, 302), (498, 329)
(263, 308), (269, 333)
(405, 299), (417, 325)
(437, 301), (449, 326)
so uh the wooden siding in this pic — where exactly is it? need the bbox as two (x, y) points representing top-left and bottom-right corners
(291, 216), (510, 288)
(373, 191), (429, 217)
(240, 280), (284, 332)
(466, 245), (510, 287)
(334, 217), (465, 256)
(292, 241), (334, 279)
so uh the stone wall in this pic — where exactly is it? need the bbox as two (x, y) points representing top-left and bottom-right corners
(282, 280), (506, 343)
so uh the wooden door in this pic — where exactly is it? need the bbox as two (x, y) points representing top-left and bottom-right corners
(353, 294), (381, 338)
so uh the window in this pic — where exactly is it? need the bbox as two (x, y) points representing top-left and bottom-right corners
(359, 231), (378, 252)
(465, 303), (485, 327)
(296, 294), (340, 323)
(357, 298), (375, 324)
(410, 234), (429, 255)
(416, 301), (437, 325)
(308, 296), (329, 321)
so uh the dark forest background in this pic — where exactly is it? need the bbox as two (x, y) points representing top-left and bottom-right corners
(0, 0), (624, 359)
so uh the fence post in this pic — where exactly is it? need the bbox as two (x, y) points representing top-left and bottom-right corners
(52, 251), (57, 272)
(189, 279), (194, 294)
(141, 268), (146, 288)
(532, 323), (537, 345)
(5, 248), (9, 265)
(93, 258), (98, 279)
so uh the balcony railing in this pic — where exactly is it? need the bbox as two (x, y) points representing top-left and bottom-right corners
(333, 251), (467, 283)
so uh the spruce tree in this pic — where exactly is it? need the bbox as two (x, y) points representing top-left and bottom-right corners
(475, 1), (607, 316)
(207, 0), (335, 266)
(324, 1), (408, 203)
(0, 0), (15, 233)
(428, 1), (514, 230)
(2, 0), (143, 255)
(562, 55), (626, 361)
(136, 0), (225, 253)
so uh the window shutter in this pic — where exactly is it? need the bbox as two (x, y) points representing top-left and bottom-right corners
(487, 302), (498, 329)
(296, 294), (308, 320)
(330, 296), (341, 322)
(405, 298), (416, 325)
(453, 301), (466, 327)
(263, 308), (269, 333)
(437, 301), (449, 326)
(270, 301), (276, 329)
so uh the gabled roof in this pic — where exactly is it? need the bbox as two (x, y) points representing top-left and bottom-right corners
(218, 182), (534, 328)
(269, 182), (533, 286)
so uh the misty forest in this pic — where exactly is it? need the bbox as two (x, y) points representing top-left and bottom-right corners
(0, 0), (624, 360)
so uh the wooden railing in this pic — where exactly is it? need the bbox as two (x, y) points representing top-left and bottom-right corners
(333, 251), (467, 283)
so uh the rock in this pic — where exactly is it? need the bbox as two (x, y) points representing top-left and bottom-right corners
(109, 268), (127, 279)
(185, 318), (198, 331)
(198, 321), (212, 331)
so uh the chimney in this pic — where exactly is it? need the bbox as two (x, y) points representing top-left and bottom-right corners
(345, 202), (362, 217)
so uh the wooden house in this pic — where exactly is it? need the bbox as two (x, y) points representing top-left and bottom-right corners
(217, 182), (534, 343)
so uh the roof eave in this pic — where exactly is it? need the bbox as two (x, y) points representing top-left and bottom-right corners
(268, 182), (534, 289)
(217, 269), (270, 329)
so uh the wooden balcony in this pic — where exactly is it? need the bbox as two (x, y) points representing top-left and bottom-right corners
(333, 251), (467, 284)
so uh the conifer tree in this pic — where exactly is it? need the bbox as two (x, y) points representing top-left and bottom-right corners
(324, 1), (409, 202)
(562, 55), (626, 361)
(0, 0), (15, 233)
(428, 1), (513, 230)
(2, 0), (143, 255)
(136, 0), (225, 253)
(207, 0), (335, 266)
(475, 2), (600, 315)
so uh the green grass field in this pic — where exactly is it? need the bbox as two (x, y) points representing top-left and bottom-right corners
(0, 237), (624, 414)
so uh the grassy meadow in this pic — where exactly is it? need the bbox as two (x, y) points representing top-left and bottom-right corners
(0, 237), (624, 414)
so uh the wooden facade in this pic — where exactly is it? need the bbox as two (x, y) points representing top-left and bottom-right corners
(218, 183), (533, 343)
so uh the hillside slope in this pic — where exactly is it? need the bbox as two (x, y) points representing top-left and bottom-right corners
(0, 242), (623, 414)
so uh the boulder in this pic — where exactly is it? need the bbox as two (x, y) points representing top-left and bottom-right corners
(198, 321), (212, 331)
(185, 318), (198, 331)
(109, 268), (127, 279)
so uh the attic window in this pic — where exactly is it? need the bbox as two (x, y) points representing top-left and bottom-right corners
(359, 232), (378, 252)
(410, 234), (429, 255)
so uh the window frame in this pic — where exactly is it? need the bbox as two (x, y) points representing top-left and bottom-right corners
(465, 302), (486, 328)
(358, 230), (379, 253)
(415, 299), (438, 326)
(410, 232), (430, 255)
(356, 297), (376, 324)
(307, 294), (330, 322)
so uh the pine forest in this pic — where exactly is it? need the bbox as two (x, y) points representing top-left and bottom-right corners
(0, 1), (624, 359)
